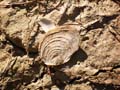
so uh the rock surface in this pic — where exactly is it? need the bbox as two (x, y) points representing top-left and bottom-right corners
(0, 0), (120, 90)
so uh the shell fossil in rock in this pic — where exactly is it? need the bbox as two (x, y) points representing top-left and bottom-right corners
(38, 18), (80, 66)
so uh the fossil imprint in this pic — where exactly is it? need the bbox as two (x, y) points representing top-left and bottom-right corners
(39, 19), (80, 66)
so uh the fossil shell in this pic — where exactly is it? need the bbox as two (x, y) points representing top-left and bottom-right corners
(39, 26), (80, 66)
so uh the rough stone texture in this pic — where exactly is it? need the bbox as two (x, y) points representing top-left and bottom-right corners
(0, 0), (120, 90)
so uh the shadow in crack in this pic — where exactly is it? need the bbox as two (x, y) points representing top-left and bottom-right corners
(86, 14), (119, 31)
